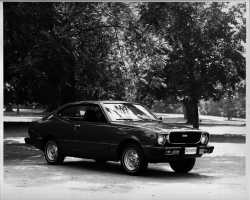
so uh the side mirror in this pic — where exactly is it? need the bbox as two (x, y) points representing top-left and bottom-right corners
(158, 117), (163, 121)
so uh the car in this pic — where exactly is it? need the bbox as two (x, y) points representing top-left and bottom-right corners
(25, 100), (214, 175)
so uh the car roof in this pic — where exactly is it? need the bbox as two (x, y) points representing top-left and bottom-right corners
(68, 100), (130, 105)
(56, 100), (136, 111)
(53, 100), (158, 121)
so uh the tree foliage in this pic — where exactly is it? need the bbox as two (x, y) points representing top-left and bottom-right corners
(4, 3), (56, 106)
(138, 2), (246, 126)
(4, 2), (246, 120)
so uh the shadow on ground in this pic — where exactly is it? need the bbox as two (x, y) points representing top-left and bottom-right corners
(61, 159), (212, 180)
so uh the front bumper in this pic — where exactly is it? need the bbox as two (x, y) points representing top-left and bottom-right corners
(144, 145), (214, 163)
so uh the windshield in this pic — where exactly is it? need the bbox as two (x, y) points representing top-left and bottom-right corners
(102, 103), (158, 122)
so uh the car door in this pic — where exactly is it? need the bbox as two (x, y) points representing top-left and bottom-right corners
(73, 104), (118, 159)
(50, 104), (88, 156)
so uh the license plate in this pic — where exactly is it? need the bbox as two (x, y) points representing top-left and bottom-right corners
(185, 147), (197, 155)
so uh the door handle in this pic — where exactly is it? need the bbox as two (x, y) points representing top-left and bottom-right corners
(73, 124), (81, 130)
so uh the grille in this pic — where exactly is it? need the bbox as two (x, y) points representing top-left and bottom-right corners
(169, 131), (201, 144)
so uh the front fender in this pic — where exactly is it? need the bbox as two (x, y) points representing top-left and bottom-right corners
(117, 126), (158, 146)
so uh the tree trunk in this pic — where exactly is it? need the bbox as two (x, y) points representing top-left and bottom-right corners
(226, 92), (234, 120)
(192, 100), (199, 129)
(183, 98), (193, 124)
(183, 103), (187, 120)
(16, 104), (20, 115)
(183, 98), (199, 129)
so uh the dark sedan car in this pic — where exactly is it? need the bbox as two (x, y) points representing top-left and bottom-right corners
(25, 100), (214, 175)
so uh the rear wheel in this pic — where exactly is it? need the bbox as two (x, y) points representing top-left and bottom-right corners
(169, 158), (196, 173)
(44, 140), (65, 165)
(121, 144), (148, 175)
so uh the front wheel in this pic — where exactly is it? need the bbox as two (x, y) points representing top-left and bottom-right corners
(121, 144), (148, 175)
(169, 158), (196, 173)
(44, 140), (65, 165)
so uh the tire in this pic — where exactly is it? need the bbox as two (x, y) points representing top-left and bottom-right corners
(169, 158), (196, 173)
(44, 140), (65, 165)
(121, 144), (148, 175)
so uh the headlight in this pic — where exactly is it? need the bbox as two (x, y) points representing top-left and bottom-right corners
(200, 133), (209, 144)
(157, 135), (166, 145)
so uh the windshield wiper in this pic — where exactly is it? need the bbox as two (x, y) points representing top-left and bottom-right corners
(137, 117), (158, 121)
(116, 118), (137, 121)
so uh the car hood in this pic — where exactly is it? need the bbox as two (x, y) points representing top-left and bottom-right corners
(111, 121), (201, 134)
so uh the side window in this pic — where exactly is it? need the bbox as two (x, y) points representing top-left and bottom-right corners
(58, 105), (87, 121)
(83, 105), (106, 123)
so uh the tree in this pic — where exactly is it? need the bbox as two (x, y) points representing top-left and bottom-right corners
(4, 3), (138, 110)
(4, 2), (245, 119)
(4, 3), (59, 110)
(139, 2), (246, 127)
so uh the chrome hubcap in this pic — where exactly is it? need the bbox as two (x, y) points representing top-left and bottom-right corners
(124, 149), (140, 171)
(46, 142), (58, 161)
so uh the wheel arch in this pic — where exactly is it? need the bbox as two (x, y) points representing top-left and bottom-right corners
(116, 137), (144, 160)
(42, 134), (56, 151)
